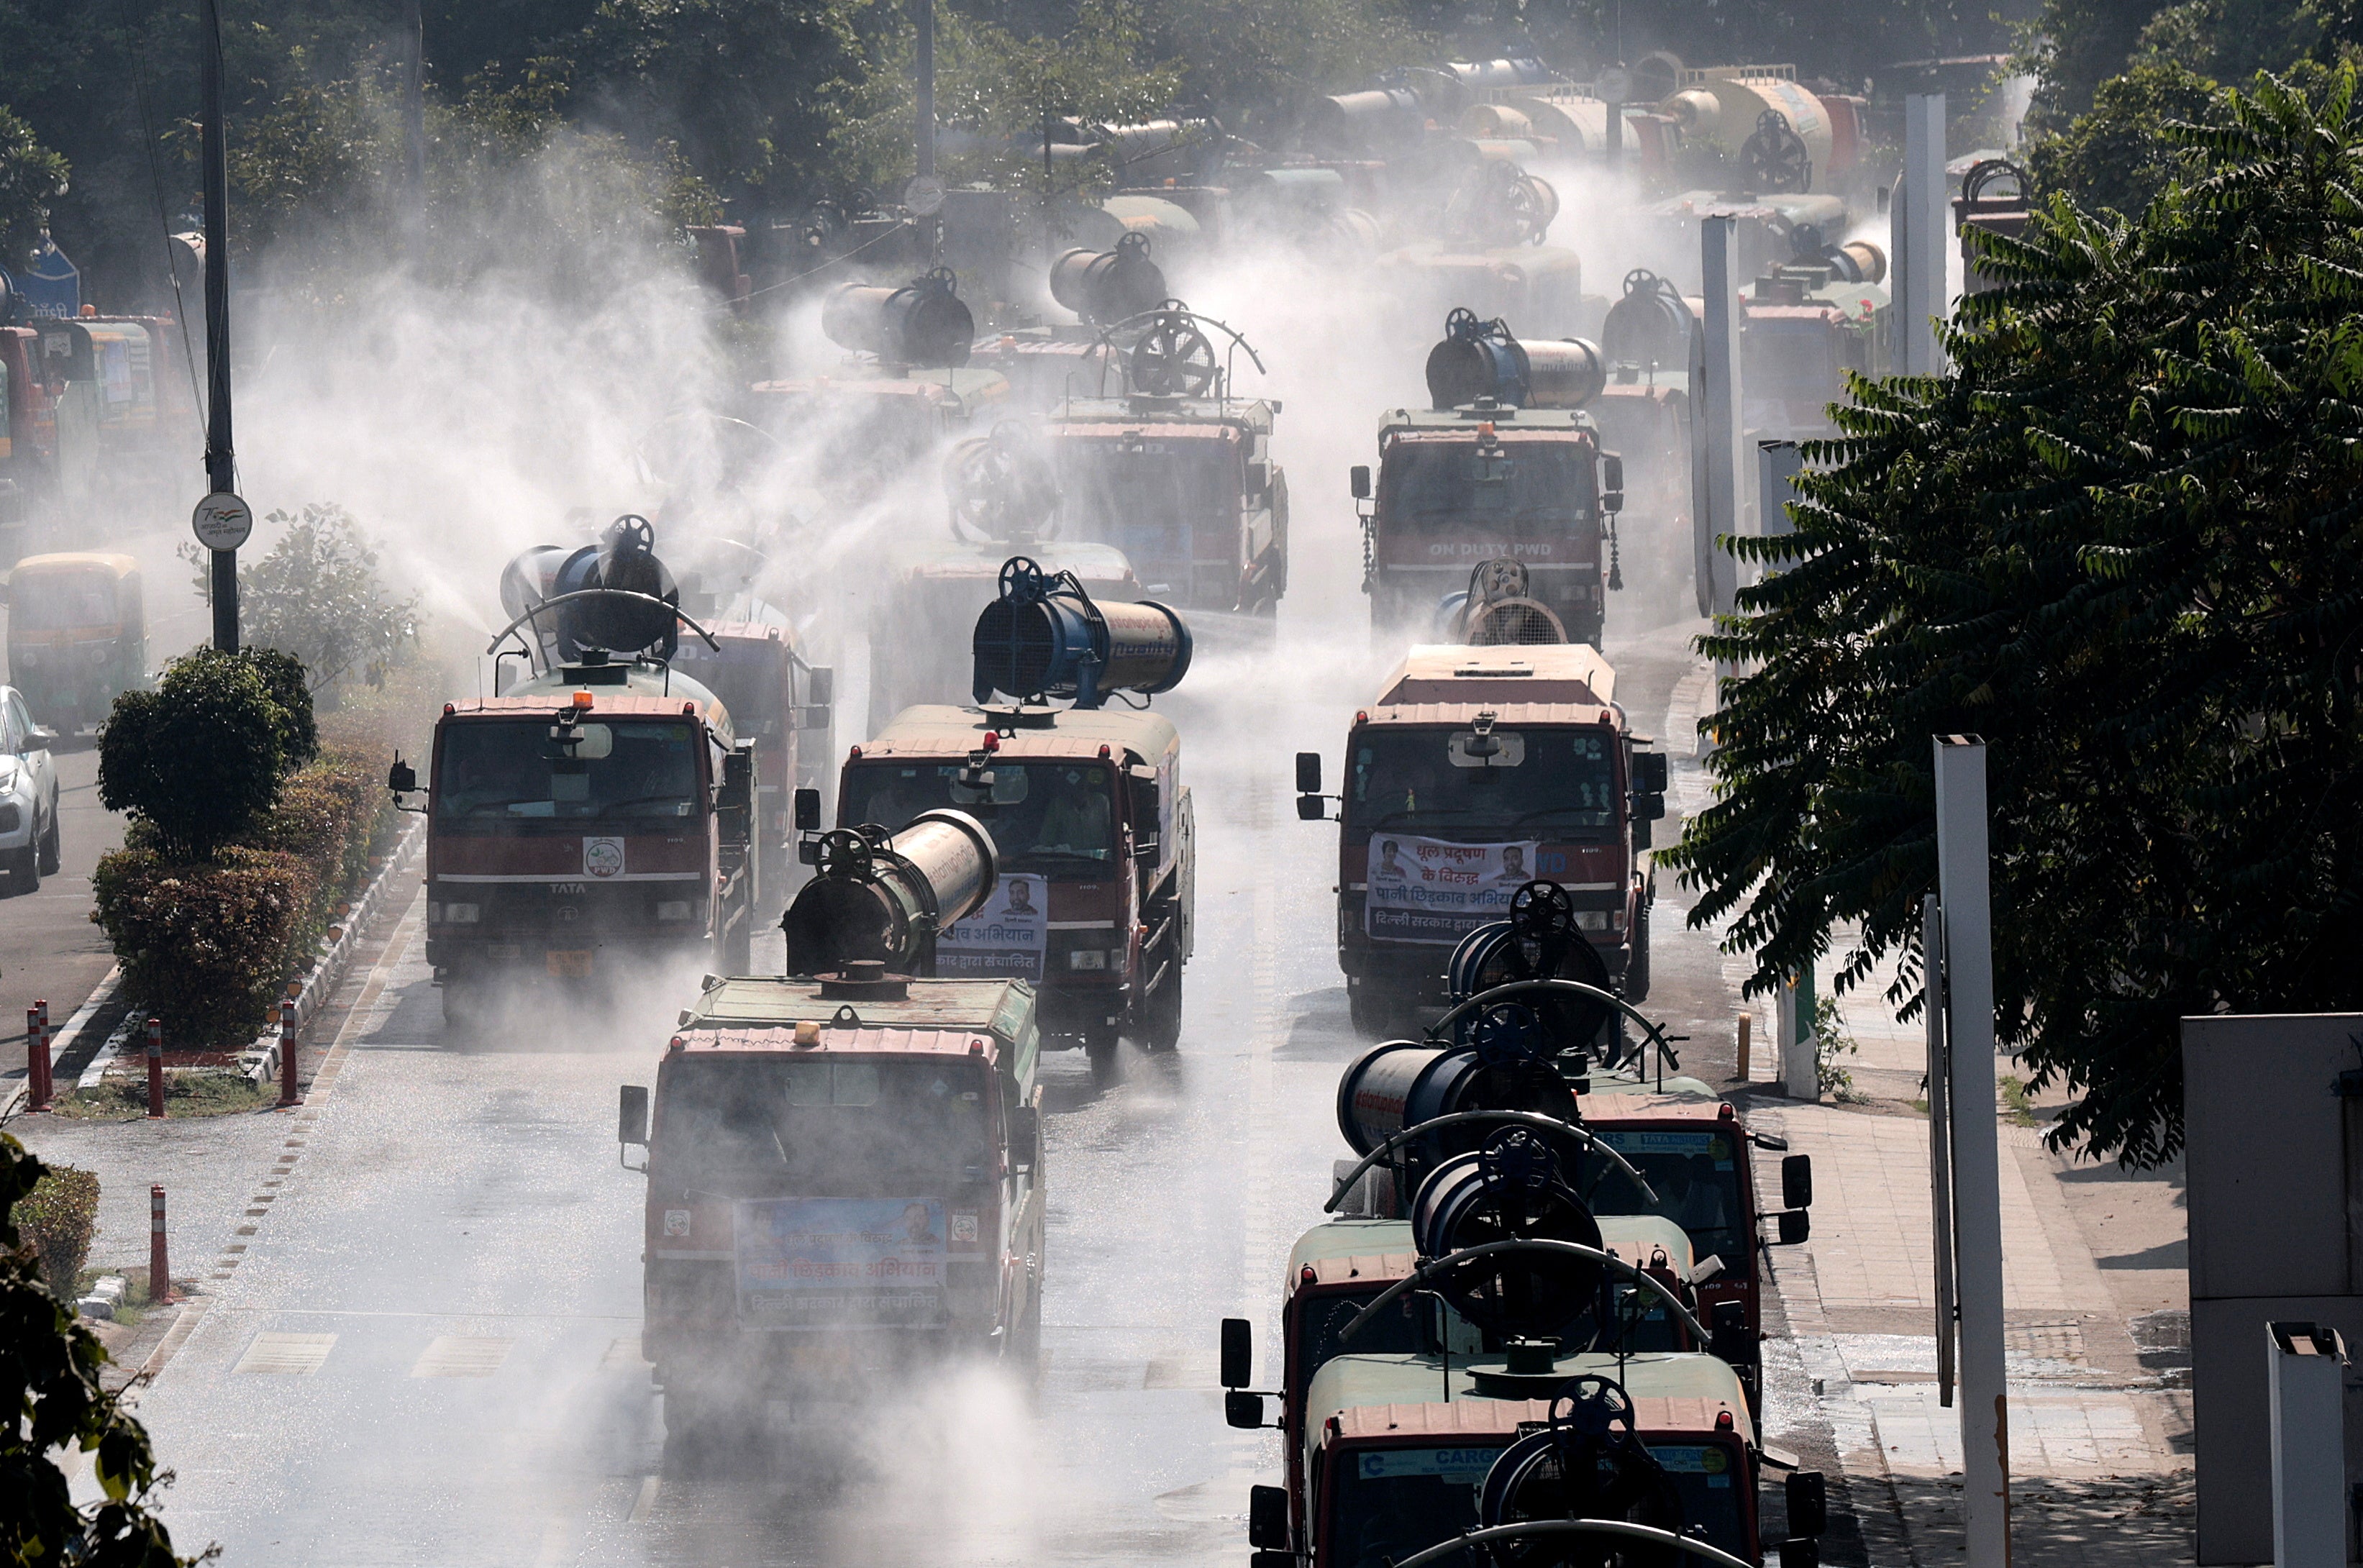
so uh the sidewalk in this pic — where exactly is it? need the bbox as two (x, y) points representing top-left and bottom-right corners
(1752, 932), (2195, 1565)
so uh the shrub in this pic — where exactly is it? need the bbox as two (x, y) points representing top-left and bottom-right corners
(94, 847), (309, 1047)
(241, 646), (320, 770)
(16, 1164), (99, 1293)
(98, 649), (291, 862)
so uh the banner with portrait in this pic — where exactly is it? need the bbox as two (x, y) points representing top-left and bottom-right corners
(1363, 835), (1541, 943)
(937, 877), (1047, 980)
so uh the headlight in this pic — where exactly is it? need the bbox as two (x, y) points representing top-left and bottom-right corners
(444, 902), (481, 924)
(1576, 910), (1611, 931)
(657, 900), (694, 921)
(1067, 949), (1108, 971)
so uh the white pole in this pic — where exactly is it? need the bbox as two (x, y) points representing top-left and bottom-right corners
(1698, 215), (1744, 624)
(1933, 736), (2007, 1562)
(2268, 1322), (2347, 1568)
(1900, 94), (1949, 376)
(1925, 892), (1957, 1406)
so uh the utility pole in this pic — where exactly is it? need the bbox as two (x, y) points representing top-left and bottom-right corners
(197, 0), (245, 652)
(914, 0), (935, 182)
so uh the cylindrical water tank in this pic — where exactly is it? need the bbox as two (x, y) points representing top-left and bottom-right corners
(1459, 104), (1534, 139)
(971, 556), (1190, 707)
(780, 810), (998, 976)
(1048, 239), (1170, 324)
(1828, 238), (1886, 284)
(1335, 1041), (1580, 1157)
(821, 273), (975, 368)
(1523, 338), (1603, 407)
(1311, 88), (1426, 152)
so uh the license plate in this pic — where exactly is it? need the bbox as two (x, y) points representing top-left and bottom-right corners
(546, 949), (593, 978)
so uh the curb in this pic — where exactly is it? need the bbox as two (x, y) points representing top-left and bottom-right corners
(0, 966), (124, 1123)
(237, 817), (424, 1088)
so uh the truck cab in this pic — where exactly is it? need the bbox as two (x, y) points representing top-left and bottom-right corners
(669, 619), (832, 906)
(406, 654), (761, 1025)
(1303, 644), (1667, 1036)
(1289, 1352), (1767, 1567)
(620, 973), (1044, 1437)
(1047, 391), (1287, 617)
(837, 701), (1193, 1067)
(1359, 402), (1613, 645)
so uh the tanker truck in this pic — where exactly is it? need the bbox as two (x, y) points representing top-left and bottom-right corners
(1041, 304), (1288, 621)
(617, 810), (1047, 1441)
(825, 556), (1195, 1072)
(394, 519), (764, 1029)
(1296, 643), (1665, 1036)
(1354, 311), (1625, 645)
(1219, 1123), (1828, 1568)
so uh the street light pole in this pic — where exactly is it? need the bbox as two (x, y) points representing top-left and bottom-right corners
(199, 0), (239, 652)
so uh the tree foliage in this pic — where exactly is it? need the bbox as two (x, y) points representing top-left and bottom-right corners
(1665, 68), (2363, 1167)
(2026, 62), (2225, 215)
(99, 649), (306, 862)
(186, 505), (416, 697)
(0, 1134), (199, 1568)
(0, 102), (67, 264)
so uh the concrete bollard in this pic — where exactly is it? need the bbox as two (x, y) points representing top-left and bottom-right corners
(25, 1000), (50, 1111)
(150, 1185), (173, 1303)
(1736, 1013), (1752, 1082)
(276, 998), (301, 1108)
(145, 1016), (165, 1118)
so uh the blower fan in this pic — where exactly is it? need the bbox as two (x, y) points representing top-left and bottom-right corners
(1128, 305), (1220, 397)
(945, 421), (1062, 544)
(1740, 109), (1813, 193)
(1476, 1376), (1688, 1568)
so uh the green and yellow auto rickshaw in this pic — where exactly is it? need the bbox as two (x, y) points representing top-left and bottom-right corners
(6, 552), (143, 733)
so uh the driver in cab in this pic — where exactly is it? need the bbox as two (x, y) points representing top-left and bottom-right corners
(1034, 768), (1113, 857)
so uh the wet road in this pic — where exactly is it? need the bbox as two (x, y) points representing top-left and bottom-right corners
(120, 601), (1741, 1565)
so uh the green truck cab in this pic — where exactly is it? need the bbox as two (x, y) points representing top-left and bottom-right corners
(618, 972), (1045, 1439)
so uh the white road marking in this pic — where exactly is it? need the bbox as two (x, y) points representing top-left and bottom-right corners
(233, 1331), (337, 1374)
(410, 1335), (513, 1377)
(628, 1474), (660, 1523)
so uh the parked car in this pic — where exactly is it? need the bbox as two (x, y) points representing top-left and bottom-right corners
(0, 685), (60, 888)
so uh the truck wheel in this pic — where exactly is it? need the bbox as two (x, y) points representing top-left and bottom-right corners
(441, 978), (478, 1034)
(8, 844), (37, 894)
(37, 807), (60, 877)
(1084, 1025), (1120, 1079)
(1347, 981), (1392, 1039)
(1624, 906), (1652, 1004)
(1142, 968), (1184, 1052)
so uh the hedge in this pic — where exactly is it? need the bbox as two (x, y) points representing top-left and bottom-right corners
(17, 1163), (99, 1293)
(94, 744), (397, 1049)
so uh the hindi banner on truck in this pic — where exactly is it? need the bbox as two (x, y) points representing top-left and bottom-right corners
(734, 1196), (947, 1330)
(1363, 834), (1541, 942)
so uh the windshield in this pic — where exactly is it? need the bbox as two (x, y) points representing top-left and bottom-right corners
(434, 719), (701, 829)
(1579, 1129), (1752, 1272)
(1291, 1289), (1429, 1423)
(842, 760), (1119, 875)
(675, 644), (783, 741)
(14, 570), (118, 631)
(1350, 727), (1617, 837)
(656, 1055), (993, 1188)
(1379, 441), (1596, 534)
(1057, 434), (1238, 557)
(1327, 1439), (1746, 1568)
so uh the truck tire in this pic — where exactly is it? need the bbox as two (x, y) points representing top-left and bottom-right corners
(1347, 980), (1397, 1039)
(7, 843), (37, 893)
(441, 977), (478, 1034)
(1624, 903), (1652, 1004)
(1142, 967), (1183, 1052)
(37, 807), (60, 877)
(1084, 1024), (1120, 1079)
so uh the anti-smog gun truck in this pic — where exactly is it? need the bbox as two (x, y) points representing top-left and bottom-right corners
(617, 808), (1047, 1441)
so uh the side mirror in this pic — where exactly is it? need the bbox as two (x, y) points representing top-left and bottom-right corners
(793, 787), (822, 832)
(388, 754), (418, 796)
(1783, 1152), (1813, 1209)
(805, 665), (835, 710)
(1630, 749), (1668, 795)
(1295, 752), (1321, 794)
(1131, 767), (1160, 828)
(618, 1084), (649, 1146)
(719, 748), (755, 813)
(1777, 1208), (1812, 1245)
(1635, 793), (1665, 822)
(1247, 1485), (1290, 1550)
(1601, 452), (1625, 513)
(1349, 464), (1371, 501)
(1247, 460), (1270, 495)
(1226, 1390), (1267, 1428)
(24, 725), (55, 752)
(1221, 1316), (1253, 1388)
(1785, 1469), (1829, 1537)
(1009, 1103), (1040, 1168)
(1631, 812), (1652, 851)
(1296, 794), (1327, 822)
(1707, 1298), (1751, 1364)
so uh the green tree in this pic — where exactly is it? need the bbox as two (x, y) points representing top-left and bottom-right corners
(99, 649), (293, 862)
(0, 103), (67, 264)
(2026, 62), (2223, 214)
(1666, 67), (2363, 1167)
(0, 1134), (200, 1568)
(189, 505), (416, 698)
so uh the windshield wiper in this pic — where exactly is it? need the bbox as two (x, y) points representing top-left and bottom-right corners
(598, 795), (693, 816)
(457, 797), (550, 816)
(1362, 808), (1477, 829)
(1511, 808), (1612, 829)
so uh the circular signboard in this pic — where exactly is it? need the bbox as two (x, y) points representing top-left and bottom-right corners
(1595, 66), (1634, 104)
(191, 491), (254, 552)
(903, 175), (948, 217)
